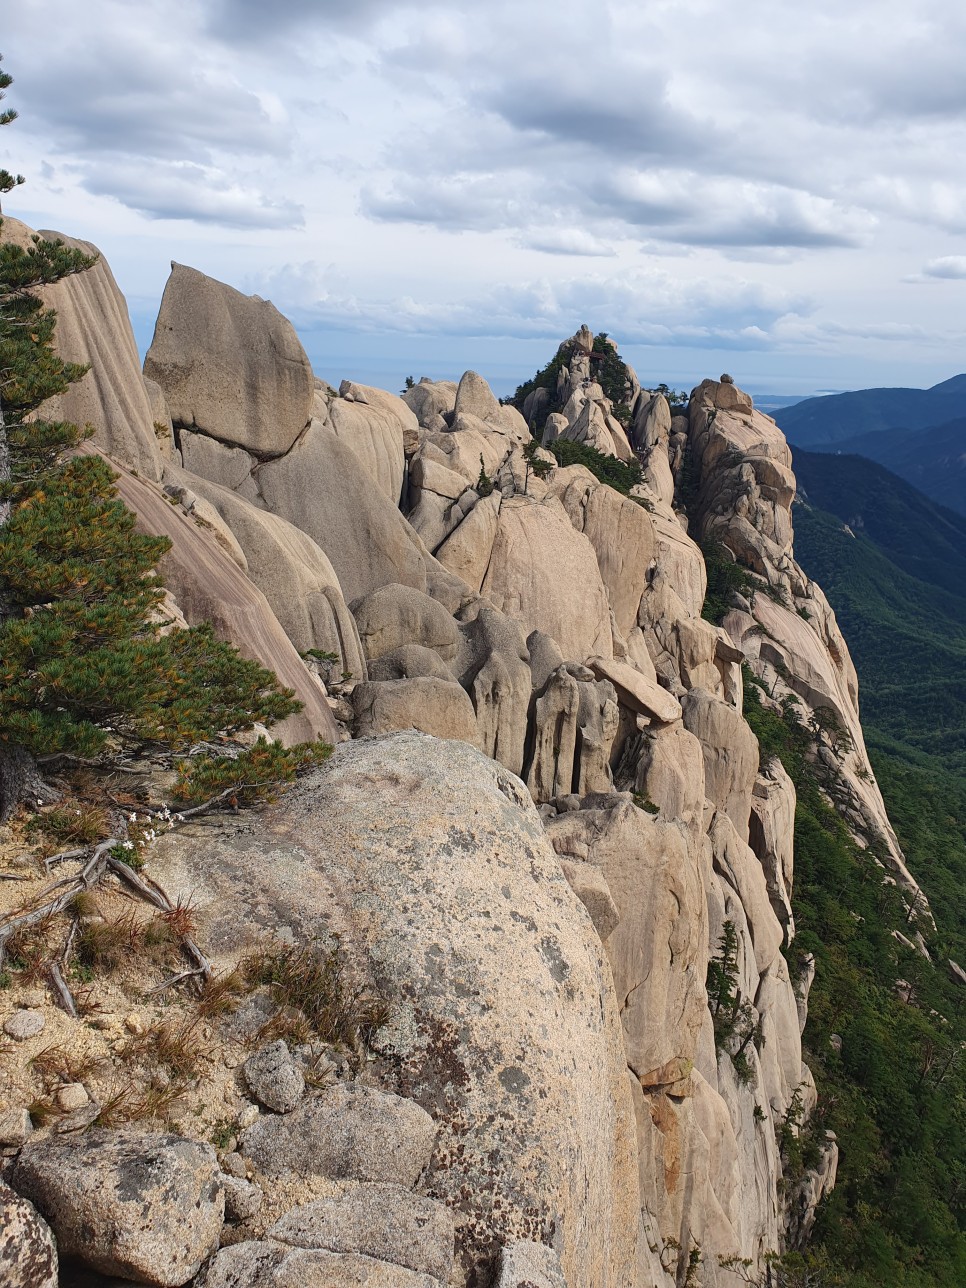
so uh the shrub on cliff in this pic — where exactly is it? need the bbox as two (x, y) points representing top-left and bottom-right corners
(0, 62), (316, 819)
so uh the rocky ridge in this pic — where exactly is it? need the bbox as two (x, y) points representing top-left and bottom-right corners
(0, 223), (930, 1287)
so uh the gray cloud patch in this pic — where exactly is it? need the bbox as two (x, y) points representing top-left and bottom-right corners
(207, 0), (407, 41)
(82, 160), (304, 230)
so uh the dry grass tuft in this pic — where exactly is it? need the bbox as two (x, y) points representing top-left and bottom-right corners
(31, 1042), (106, 1087)
(93, 1079), (187, 1127)
(196, 967), (245, 1019)
(119, 1014), (210, 1082)
(242, 938), (389, 1054)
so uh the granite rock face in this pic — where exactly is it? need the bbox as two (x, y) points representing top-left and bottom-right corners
(150, 734), (642, 1288)
(144, 263), (314, 457)
(12, 1130), (224, 1286)
(0, 1181), (58, 1288)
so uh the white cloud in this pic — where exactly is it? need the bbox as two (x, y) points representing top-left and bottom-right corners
(4, 0), (966, 391)
(921, 256), (966, 280)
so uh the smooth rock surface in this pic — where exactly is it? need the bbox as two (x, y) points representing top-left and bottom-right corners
(144, 263), (313, 457)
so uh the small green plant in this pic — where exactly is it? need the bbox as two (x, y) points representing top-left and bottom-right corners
(706, 920), (762, 1085)
(209, 1118), (235, 1150)
(547, 438), (642, 495)
(475, 454), (495, 497)
(632, 791), (660, 815)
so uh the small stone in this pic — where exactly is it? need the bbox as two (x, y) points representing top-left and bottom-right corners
(236, 1105), (259, 1130)
(19, 989), (46, 1009)
(3, 1010), (45, 1041)
(123, 1011), (146, 1035)
(223, 1175), (262, 1224)
(55, 1083), (89, 1113)
(221, 1152), (248, 1179)
(0, 1107), (33, 1147)
(243, 1040), (305, 1114)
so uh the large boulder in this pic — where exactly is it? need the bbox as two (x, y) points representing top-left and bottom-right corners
(240, 1085), (437, 1186)
(328, 381), (413, 503)
(681, 688), (759, 841)
(197, 1243), (445, 1287)
(545, 800), (709, 1091)
(144, 263), (314, 457)
(481, 497), (613, 662)
(549, 466), (656, 637)
(147, 734), (642, 1287)
(256, 422), (428, 604)
(12, 1130), (224, 1286)
(352, 584), (461, 663)
(352, 677), (480, 745)
(1, 217), (164, 481)
(267, 1184), (455, 1281)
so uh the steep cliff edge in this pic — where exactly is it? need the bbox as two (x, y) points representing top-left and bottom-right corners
(2, 235), (939, 1287)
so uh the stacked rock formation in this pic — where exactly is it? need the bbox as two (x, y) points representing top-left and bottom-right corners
(4, 228), (930, 1287)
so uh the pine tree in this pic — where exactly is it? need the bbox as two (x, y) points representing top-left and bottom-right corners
(0, 55), (315, 820)
(0, 55), (25, 209)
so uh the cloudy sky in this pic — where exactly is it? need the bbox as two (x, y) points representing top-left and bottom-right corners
(3, 0), (966, 398)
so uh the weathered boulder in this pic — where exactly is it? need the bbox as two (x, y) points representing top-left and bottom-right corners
(329, 382), (412, 503)
(243, 1040), (305, 1114)
(587, 656), (682, 724)
(435, 492), (502, 593)
(166, 463), (366, 676)
(525, 666), (581, 802)
(149, 734), (642, 1286)
(368, 645), (456, 683)
(351, 677), (480, 745)
(0, 1180), (58, 1288)
(749, 757), (797, 941)
(241, 1085), (436, 1186)
(403, 378), (459, 431)
(453, 369), (503, 423)
(0, 217), (164, 482)
(455, 604), (533, 777)
(352, 584), (460, 663)
(144, 263), (314, 457)
(481, 497), (613, 662)
(12, 1130), (223, 1286)
(549, 466), (655, 637)
(626, 723), (706, 834)
(546, 801), (709, 1091)
(85, 445), (337, 747)
(268, 1184), (455, 1281)
(196, 1242), (444, 1287)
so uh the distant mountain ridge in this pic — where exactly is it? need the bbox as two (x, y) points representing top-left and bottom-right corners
(793, 447), (966, 596)
(775, 372), (966, 445)
(808, 418), (966, 517)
